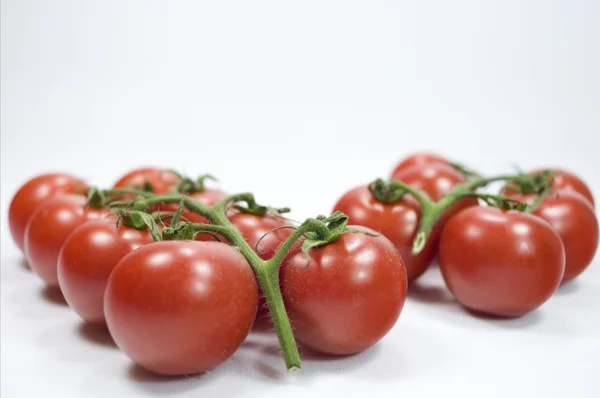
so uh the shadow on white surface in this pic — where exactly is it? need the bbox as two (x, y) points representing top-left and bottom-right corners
(19, 256), (31, 272)
(408, 281), (455, 305)
(126, 363), (223, 396)
(554, 280), (582, 296)
(40, 285), (68, 306)
(77, 323), (117, 348)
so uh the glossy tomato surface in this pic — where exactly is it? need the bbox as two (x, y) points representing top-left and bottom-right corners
(332, 185), (438, 282)
(439, 206), (565, 317)
(281, 227), (407, 355)
(391, 153), (449, 176)
(511, 191), (598, 283)
(24, 195), (111, 287)
(57, 219), (155, 325)
(9, 173), (87, 251)
(104, 241), (258, 376)
(113, 167), (180, 194)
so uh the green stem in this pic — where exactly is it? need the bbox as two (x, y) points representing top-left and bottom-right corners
(524, 186), (553, 213)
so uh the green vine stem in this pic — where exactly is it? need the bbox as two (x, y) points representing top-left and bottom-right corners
(128, 192), (338, 372)
(371, 171), (554, 255)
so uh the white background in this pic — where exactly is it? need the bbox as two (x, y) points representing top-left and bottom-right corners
(2, 1), (599, 397)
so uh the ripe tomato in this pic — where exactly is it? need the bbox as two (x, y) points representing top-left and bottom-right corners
(8, 173), (87, 251)
(104, 241), (257, 376)
(392, 162), (477, 224)
(391, 153), (449, 176)
(281, 227), (407, 355)
(509, 191), (598, 283)
(113, 167), (180, 194)
(392, 162), (467, 202)
(229, 212), (294, 326)
(531, 168), (594, 208)
(57, 219), (155, 325)
(24, 195), (111, 287)
(332, 185), (439, 282)
(438, 206), (565, 317)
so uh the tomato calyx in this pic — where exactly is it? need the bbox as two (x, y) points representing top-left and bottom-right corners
(503, 170), (555, 195)
(368, 178), (410, 203)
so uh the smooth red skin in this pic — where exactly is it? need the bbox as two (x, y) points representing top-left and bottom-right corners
(104, 241), (258, 376)
(508, 190), (599, 283)
(391, 153), (449, 176)
(332, 186), (439, 282)
(9, 173), (87, 251)
(439, 207), (565, 317)
(57, 220), (154, 325)
(229, 213), (294, 325)
(24, 195), (111, 287)
(532, 168), (595, 208)
(113, 167), (180, 194)
(392, 163), (478, 225)
(281, 227), (407, 355)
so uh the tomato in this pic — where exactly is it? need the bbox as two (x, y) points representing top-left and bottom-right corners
(104, 241), (257, 375)
(392, 162), (477, 224)
(391, 153), (449, 176)
(509, 191), (598, 283)
(332, 185), (438, 282)
(57, 219), (155, 325)
(113, 167), (180, 194)
(392, 163), (467, 202)
(438, 206), (565, 317)
(24, 195), (111, 287)
(8, 173), (87, 251)
(503, 168), (594, 208)
(229, 212), (294, 326)
(281, 227), (407, 355)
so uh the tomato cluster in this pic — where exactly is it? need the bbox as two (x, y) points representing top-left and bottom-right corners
(334, 153), (598, 318)
(7, 157), (597, 377)
(8, 167), (407, 376)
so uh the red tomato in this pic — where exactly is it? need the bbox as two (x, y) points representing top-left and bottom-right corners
(24, 195), (111, 287)
(104, 241), (257, 376)
(229, 212), (294, 326)
(392, 162), (467, 202)
(439, 206), (565, 317)
(8, 173), (87, 251)
(332, 185), (439, 282)
(391, 153), (449, 176)
(392, 162), (477, 224)
(57, 219), (155, 325)
(113, 167), (180, 194)
(531, 168), (594, 208)
(281, 227), (407, 355)
(509, 191), (598, 283)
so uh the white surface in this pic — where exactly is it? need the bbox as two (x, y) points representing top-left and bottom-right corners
(1, 1), (600, 397)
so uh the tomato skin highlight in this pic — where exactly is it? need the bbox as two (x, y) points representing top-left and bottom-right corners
(57, 220), (155, 325)
(24, 195), (111, 287)
(281, 227), (407, 355)
(509, 190), (599, 283)
(332, 185), (438, 282)
(113, 167), (180, 194)
(104, 241), (258, 376)
(391, 153), (449, 176)
(439, 207), (565, 317)
(9, 173), (87, 251)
